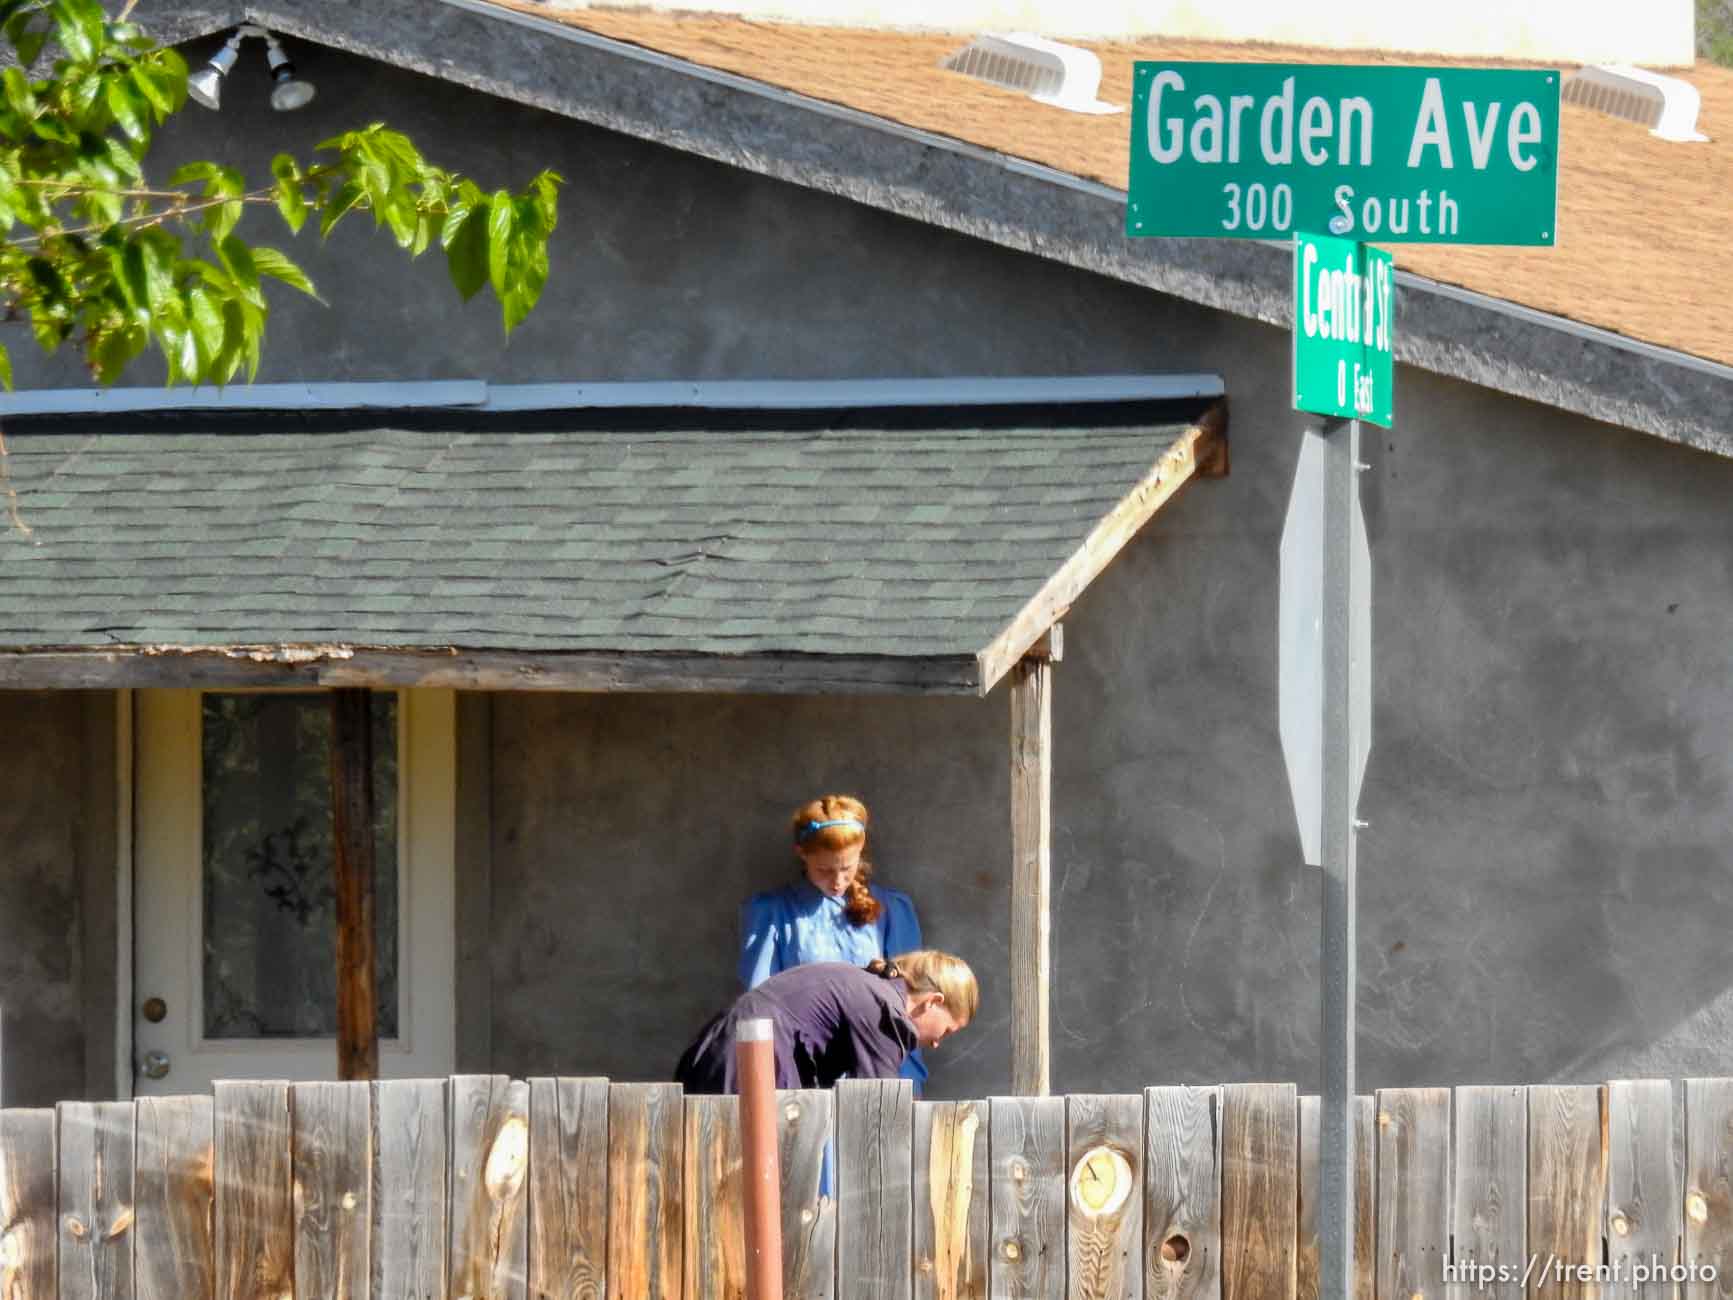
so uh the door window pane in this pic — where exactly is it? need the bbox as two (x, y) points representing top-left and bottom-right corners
(201, 692), (400, 1038)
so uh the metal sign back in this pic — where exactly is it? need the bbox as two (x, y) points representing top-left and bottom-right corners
(1279, 422), (1372, 866)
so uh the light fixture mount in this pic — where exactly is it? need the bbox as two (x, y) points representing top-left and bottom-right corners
(188, 24), (316, 113)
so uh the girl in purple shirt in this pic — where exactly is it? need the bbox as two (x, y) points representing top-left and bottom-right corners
(675, 951), (977, 1093)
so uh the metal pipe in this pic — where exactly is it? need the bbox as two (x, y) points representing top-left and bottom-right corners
(736, 1018), (784, 1300)
(1319, 417), (1363, 1300)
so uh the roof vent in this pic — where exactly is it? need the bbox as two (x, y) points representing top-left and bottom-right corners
(1561, 65), (1708, 141)
(942, 33), (1120, 115)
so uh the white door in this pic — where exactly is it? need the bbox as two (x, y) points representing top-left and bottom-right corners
(132, 688), (456, 1096)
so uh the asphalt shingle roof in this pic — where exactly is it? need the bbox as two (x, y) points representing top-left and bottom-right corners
(0, 412), (1200, 660)
(495, 3), (1733, 370)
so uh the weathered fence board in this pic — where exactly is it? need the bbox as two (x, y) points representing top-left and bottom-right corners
(1685, 1079), (1733, 1300)
(684, 1095), (744, 1300)
(1451, 1086), (1526, 1300)
(214, 1081), (294, 1300)
(1528, 1085), (1604, 1300)
(1352, 1097), (1373, 1300)
(780, 1089), (836, 1300)
(837, 1079), (915, 1300)
(915, 1100), (988, 1300)
(134, 1095), (214, 1300)
(0, 1108), (56, 1300)
(608, 1082), (683, 1300)
(1068, 1095), (1143, 1300)
(291, 1081), (371, 1300)
(1376, 1089), (1451, 1300)
(528, 1077), (609, 1300)
(1220, 1084), (1295, 1300)
(1606, 1080), (1679, 1299)
(29, 1072), (1733, 1300)
(1296, 1095), (1373, 1300)
(450, 1075), (530, 1300)
(992, 1095), (1067, 1300)
(376, 1079), (448, 1300)
(1145, 1086), (1220, 1300)
(56, 1102), (133, 1300)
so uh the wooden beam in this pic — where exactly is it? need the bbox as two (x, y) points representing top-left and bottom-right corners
(0, 648), (982, 695)
(977, 406), (1227, 695)
(1010, 653), (1052, 1097)
(329, 688), (378, 1082)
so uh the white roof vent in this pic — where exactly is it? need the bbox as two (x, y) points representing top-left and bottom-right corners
(942, 33), (1120, 115)
(1562, 65), (1708, 142)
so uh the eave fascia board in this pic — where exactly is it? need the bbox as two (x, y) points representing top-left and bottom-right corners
(0, 374), (1222, 417)
(0, 646), (983, 695)
(144, 0), (1731, 456)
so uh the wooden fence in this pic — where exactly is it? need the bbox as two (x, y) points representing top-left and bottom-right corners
(2, 1077), (1731, 1300)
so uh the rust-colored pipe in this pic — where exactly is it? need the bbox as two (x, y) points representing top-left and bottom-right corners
(736, 1017), (784, 1300)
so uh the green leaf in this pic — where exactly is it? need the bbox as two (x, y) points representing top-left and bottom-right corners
(249, 245), (318, 300)
(486, 188), (512, 297)
(0, 339), (12, 391)
(439, 184), (481, 251)
(208, 197), (242, 243)
(273, 177), (306, 234)
(211, 297), (244, 384)
(8, 12), (48, 69)
(528, 170), (562, 235)
(129, 62), (172, 117)
(102, 135), (142, 182)
(319, 180), (363, 238)
(168, 160), (217, 186)
(187, 284), (223, 365)
(215, 235), (262, 308)
(60, 70), (101, 121)
(443, 204), (487, 301)
(269, 156), (308, 234)
(501, 286), (531, 335)
(50, 0), (99, 62)
(409, 211), (432, 257)
(3, 66), (35, 118)
(138, 236), (174, 312)
(116, 240), (148, 314)
(104, 76), (143, 141)
(92, 328), (136, 386)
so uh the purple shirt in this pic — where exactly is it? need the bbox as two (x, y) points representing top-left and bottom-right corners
(675, 961), (918, 1093)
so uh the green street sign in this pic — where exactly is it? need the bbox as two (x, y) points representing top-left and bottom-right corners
(1127, 63), (1559, 245)
(1293, 232), (1393, 427)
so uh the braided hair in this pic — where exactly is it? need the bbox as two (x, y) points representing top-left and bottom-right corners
(790, 794), (882, 926)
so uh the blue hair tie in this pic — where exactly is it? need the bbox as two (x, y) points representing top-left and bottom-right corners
(796, 816), (864, 844)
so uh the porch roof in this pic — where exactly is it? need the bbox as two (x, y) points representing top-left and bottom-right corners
(0, 388), (1225, 695)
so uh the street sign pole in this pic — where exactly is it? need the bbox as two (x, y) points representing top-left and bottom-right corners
(1318, 415), (1364, 1300)
(1279, 414), (1371, 1300)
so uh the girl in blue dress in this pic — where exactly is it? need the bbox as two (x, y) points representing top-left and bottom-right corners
(739, 794), (929, 1093)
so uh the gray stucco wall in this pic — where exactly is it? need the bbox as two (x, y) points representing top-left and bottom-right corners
(487, 358), (1733, 1101)
(6, 41), (1731, 1099)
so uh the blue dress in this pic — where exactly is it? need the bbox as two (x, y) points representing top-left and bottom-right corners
(740, 879), (928, 1092)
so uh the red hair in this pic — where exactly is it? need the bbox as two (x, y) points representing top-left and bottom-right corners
(790, 793), (881, 926)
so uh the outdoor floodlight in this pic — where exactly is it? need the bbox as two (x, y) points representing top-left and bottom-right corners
(263, 35), (316, 112)
(186, 33), (241, 111)
(189, 25), (316, 113)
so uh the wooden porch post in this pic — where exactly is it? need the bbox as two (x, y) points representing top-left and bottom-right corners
(330, 688), (378, 1081)
(1010, 626), (1058, 1096)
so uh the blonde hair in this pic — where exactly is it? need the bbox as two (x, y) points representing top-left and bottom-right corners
(790, 794), (879, 926)
(870, 949), (979, 1025)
